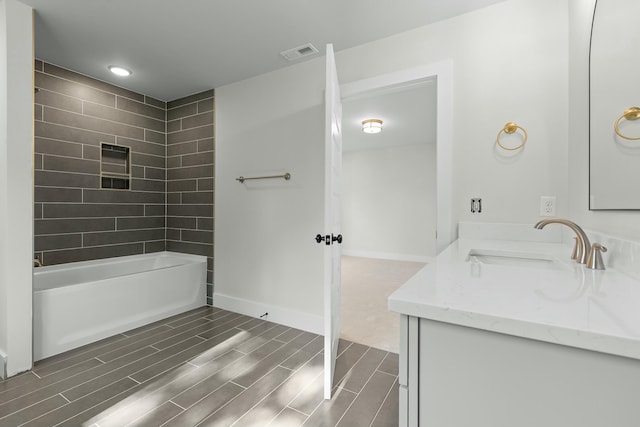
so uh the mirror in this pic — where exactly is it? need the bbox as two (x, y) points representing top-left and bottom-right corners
(590, 0), (640, 209)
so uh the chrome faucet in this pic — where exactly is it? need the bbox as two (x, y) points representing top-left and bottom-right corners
(534, 218), (591, 264)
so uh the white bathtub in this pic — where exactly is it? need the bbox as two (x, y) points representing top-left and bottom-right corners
(33, 251), (207, 361)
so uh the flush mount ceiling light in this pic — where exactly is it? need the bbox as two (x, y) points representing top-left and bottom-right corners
(362, 119), (383, 134)
(108, 65), (132, 77)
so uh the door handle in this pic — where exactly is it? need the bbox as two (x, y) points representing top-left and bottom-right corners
(315, 234), (343, 245)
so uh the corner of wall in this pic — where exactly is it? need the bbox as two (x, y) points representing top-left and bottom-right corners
(0, 351), (6, 380)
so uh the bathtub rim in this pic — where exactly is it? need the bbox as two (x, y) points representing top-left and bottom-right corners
(33, 251), (207, 276)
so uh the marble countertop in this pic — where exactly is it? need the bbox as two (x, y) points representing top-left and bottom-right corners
(388, 238), (640, 360)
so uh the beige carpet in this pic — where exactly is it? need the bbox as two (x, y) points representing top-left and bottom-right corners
(340, 256), (426, 353)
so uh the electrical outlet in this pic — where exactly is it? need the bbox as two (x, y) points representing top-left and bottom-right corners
(540, 196), (556, 217)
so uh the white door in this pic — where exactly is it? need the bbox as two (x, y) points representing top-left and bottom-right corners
(323, 43), (343, 400)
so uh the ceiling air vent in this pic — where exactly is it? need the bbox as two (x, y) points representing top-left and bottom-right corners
(280, 43), (319, 61)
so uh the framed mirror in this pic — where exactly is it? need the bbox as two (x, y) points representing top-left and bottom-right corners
(590, 0), (640, 209)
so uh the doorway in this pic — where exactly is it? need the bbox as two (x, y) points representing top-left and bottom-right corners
(339, 81), (437, 353)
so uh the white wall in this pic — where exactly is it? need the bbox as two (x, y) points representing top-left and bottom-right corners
(342, 145), (437, 260)
(214, 59), (326, 332)
(336, 0), (569, 227)
(567, 0), (640, 240)
(0, 0), (33, 378)
(215, 0), (569, 332)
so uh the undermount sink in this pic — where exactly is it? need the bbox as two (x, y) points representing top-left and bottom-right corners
(466, 249), (569, 270)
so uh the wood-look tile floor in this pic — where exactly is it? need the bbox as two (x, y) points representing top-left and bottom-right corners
(0, 307), (399, 427)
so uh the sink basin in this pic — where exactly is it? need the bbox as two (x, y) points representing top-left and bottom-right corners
(466, 249), (568, 270)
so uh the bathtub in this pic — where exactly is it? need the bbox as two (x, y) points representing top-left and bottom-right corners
(33, 251), (207, 361)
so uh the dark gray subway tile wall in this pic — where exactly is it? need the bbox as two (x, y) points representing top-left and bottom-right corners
(34, 60), (167, 264)
(34, 60), (215, 306)
(165, 90), (215, 305)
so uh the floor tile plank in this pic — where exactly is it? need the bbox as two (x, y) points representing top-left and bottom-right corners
(232, 333), (316, 388)
(0, 394), (67, 427)
(90, 350), (243, 427)
(302, 388), (357, 427)
(171, 339), (286, 409)
(336, 371), (396, 427)
(161, 382), (244, 427)
(0, 358), (104, 403)
(0, 308), (398, 427)
(232, 353), (323, 427)
(21, 377), (138, 427)
(378, 351), (399, 376)
(60, 340), (198, 402)
(370, 378), (399, 427)
(332, 342), (369, 388)
(125, 401), (183, 427)
(32, 333), (129, 377)
(339, 347), (387, 394)
(0, 371), (40, 394)
(269, 407), (308, 427)
(198, 366), (294, 427)
(0, 347), (156, 418)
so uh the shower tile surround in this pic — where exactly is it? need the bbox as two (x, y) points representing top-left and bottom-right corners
(33, 60), (215, 304)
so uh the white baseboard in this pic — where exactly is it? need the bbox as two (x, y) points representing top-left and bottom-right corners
(213, 292), (324, 336)
(0, 351), (6, 380)
(342, 250), (433, 263)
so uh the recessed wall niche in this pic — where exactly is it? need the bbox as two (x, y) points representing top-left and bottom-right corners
(101, 143), (130, 190)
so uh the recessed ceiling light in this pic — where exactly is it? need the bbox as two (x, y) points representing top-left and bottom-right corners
(362, 119), (383, 134)
(108, 65), (132, 77)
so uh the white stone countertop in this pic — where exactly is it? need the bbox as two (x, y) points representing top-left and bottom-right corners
(388, 238), (640, 360)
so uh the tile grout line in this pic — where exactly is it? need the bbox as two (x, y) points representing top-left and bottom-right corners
(228, 380), (247, 390)
(169, 400), (186, 411)
(375, 370), (397, 378)
(290, 345), (369, 419)
(53, 338), (221, 427)
(32, 332), (145, 376)
(127, 376), (141, 385)
(367, 377), (398, 427)
(44, 98), (166, 130)
(97, 312), (232, 362)
(38, 67), (163, 107)
(280, 361), (326, 416)
(285, 405), (310, 418)
(337, 353), (396, 427)
(0, 391), (67, 424)
(85, 355), (210, 427)
(211, 366), (295, 427)
(4, 309), (213, 421)
(10, 329), (213, 416)
(236, 344), (325, 422)
(303, 386), (358, 424)
(329, 349), (384, 427)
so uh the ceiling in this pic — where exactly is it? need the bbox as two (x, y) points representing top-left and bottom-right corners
(20, 0), (506, 101)
(342, 80), (437, 153)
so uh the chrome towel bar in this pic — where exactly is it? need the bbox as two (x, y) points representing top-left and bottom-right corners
(236, 172), (291, 183)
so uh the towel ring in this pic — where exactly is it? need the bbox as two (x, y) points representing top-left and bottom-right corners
(614, 107), (640, 140)
(496, 122), (527, 151)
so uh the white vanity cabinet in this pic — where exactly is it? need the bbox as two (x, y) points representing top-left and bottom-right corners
(391, 233), (640, 427)
(399, 314), (640, 427)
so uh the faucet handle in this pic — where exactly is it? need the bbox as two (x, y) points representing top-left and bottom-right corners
(586, 243), (607, 270)
(570, 237), (578, 260)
